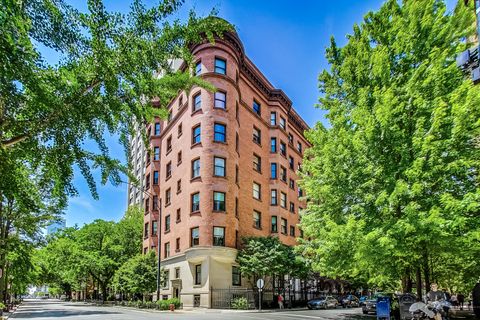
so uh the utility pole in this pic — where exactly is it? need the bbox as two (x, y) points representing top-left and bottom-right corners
(156, 198), (162, 302)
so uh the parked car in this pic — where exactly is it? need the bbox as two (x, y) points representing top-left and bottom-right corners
(362, 297), (377, 314)
(307, 296), (338, 310)
(362, 293), (392, 314)
(341, 295), (360, 308)
(359, 295), (369, 306)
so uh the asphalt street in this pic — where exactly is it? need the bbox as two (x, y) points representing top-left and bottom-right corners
(11, 299), (372, 320)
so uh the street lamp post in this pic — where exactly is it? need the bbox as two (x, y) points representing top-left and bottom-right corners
(120, 180), (162, 301)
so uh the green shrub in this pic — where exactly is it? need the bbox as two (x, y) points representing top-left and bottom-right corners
(145, 301), (155, 309)
(0, 302), (5, 310)
(231, 297), (248, 310)
(155, 298), (180, 310)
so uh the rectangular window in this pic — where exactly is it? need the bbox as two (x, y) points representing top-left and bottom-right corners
(164, 242), (170, 258)
(146, 151), (151, 164)
(253, 182), (261, 200)
(271, 189), (278, 206)
(152, 220), (157, 236)
(178, 95), (183, 109)
(271, 163), (277, 179)
(232, 266), (241, 286)
(235, 197), (239, 217)
(290, 226), (295, 237)
(192, 125), (201, 144)
(153, 195), (158, 210)
(195, 264), (201, 285)
(214, 157), (226, 177)
(145, 198), (150, 213)
(280, 117), (286, 130)
(215, 58), (226, 74)
(213, 226), (225, 246)
(289, 179), (295, 189)
(253, 210), (261, 229)
(235, 133), (239, 153)
(281, 218), (287, 234)
(165, 188), (171, 206)
(213, 192), (226, 211)
(167, 109), (172, 123)
(191, 227), (200, 247)
(280, 166), (287, 182)
(195, 60), (201, 76)
(298, 187), (303, 197)
(289, 156), (294, 170)
(166, 136), (172, 153)
(235, 165), (239, 184)
(280, 141), (286, 156)
(271, 216), (278, 233)
(253, 154), (261, 172)
(144, 222), (149, 238)
(176, 238), (180, 252)
(270, 137), (277, 153)
(177, 151), (182, 165)
(176, 208), (181, 222)
(154, 147), (160, 161)
(297, 142), (302, 153)
(253, 127), (261, 144)
(290, 202), (295, 213)
(177, 179), (181, 193)
(165, 215), (171, 232)
(178, 123), (183, 137)
(154, 123), (161, 135)
(175, 267), (180, 278)
(214, 123), (226, 142)
(270, 112), (277, 125)
(191, 193), (200, 212)
(166, 161), (172, 179)
(288, 133), (293, 145)
(214, 91), (226, 109)
(146, 173), (150, 189)
(253, 100), (261, 115)
(163, 270), (169, 289)
(193, 92), (201, 112)
(280, 192), (287, 208)
(191, 158), (200, 178)
(153, 171), (159, 185)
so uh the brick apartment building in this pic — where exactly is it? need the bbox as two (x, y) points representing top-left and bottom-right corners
(141, 29), (309, 308)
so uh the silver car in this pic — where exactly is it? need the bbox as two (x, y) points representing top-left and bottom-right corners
(307, 296), (338, 309)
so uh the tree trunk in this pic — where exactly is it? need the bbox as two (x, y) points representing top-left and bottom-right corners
(101, 282), (107, 302)
(416, 266), (422, 299)
(423, 250), (430, 294)
(402, 268), (412, 293)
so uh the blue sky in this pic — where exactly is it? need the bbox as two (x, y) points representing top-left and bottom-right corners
(57, 0), (457, 227)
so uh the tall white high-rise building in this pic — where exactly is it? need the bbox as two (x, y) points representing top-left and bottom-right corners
(126, 59), (183, 207)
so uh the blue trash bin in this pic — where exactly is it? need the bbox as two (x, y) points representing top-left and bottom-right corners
(377, 296), (391, 320)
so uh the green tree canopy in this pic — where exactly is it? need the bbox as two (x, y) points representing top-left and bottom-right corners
(237, 236), (309, 289)
(299, 0), (480, 295)
(112, 251), (158, 299)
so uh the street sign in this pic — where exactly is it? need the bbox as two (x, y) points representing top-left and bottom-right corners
(257, 278), (264, 289)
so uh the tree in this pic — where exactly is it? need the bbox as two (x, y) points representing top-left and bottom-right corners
(0, 0), (231, 301)
(299, 0), (480, 296)
(112, 251), (158, 300)
(35, 206), (143, 301)
(237, 236), (309, 290)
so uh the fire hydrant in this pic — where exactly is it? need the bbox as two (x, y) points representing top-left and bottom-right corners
(169, 303), (175, 311)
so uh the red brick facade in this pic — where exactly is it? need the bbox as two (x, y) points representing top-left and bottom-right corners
(142, 31), (309, 258)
